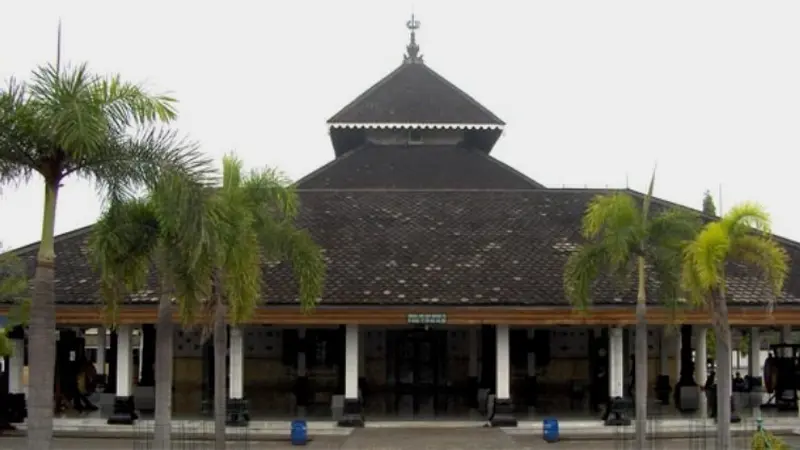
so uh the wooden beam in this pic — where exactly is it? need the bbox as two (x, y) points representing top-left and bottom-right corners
(2, 304), (799, 326)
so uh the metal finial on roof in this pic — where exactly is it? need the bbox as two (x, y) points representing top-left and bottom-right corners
(403, 14), (424, 64)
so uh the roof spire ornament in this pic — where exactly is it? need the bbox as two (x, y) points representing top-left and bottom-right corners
(403, 14), (424, 64)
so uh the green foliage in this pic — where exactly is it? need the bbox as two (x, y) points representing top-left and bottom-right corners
(89, 173), (219, 325)
(0, 62), (214, 203)
(564, 185), (701, 309)
(703, 190), (717, 216)
(0, 243), (30, 356)
(681, 203), (789, 307)
(751, 429), (790, 450)
(88, 155), (326, 327)
(210, 155), (325, 325)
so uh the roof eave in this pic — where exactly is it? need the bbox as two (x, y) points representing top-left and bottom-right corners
(327, 122), (505, 130)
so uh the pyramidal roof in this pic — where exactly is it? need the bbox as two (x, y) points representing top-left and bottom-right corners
(327, 15), (504, 130)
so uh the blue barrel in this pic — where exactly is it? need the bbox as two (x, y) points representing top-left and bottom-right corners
(543, 418), (559, 443)
(291, 419), (308, 446)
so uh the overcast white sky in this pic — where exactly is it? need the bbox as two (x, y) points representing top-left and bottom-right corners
(1, 1), (799, 248)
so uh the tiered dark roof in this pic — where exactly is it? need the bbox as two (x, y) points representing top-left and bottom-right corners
(297, 144), (543, 190)
(5, 16), (800, 310)
(327, 16), (505, 155)
(327, 62), (504, 127)
(9, 190), (800, 306)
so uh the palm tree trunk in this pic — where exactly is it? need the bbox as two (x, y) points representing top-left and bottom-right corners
(711, 290), (732, 449)
(153, 293), (174, 449)
(27, 182), (59, 450)
(634, 256), (648, 449)
(213, 301), (227, 450)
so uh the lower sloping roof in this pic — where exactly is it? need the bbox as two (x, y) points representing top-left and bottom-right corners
(7, 189), (800, 307)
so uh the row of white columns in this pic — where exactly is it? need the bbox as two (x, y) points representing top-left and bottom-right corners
(5, 323), (788, 407)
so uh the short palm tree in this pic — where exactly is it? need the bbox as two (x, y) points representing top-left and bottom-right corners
(0, 63), (213, 449)
(564, 176), (699, 449)
(206, 156), (325, 450)
(681, 203), (788, 449)
(88, 173), (219, 450)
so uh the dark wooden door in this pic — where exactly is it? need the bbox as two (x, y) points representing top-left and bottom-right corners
(392, 328), (448, 417)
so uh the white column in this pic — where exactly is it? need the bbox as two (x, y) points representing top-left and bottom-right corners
(116, 325), (133, 398)
(358, 327), (365, 379)
(344, 325), (359, 399)
(673, 331), (682, 382)
(609, 327), (624, 398)
(8, 339), (24, 394)
(749, 328), (761, 377)
(660, 328), (669, 375)
(96, 326), (106, 377)
(138, 328), (144, 382)
(496, 325), (511, 399)
(468, 328), (479, 378)
(229, 327), (244, 399)
(695, 326), (708, 417)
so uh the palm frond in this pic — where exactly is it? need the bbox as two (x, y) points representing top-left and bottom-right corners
(0, 78), (40, 189)
(682, 222), (730, 293)
(91, 74), (177, 128)
(581, 193), (641, 239)
(580, 193), (643, 273)
(88, 199), (161, 317)
(75, 126), (216, 204)
(563, 243), (609, 310)
(280, 227), (325, 312)
(243, 166), (298, 220)
(647, 208), (701, 250)
(721, 202), (772, 235)
(730, 234), (789, 298)
(647, 246), (684, 310)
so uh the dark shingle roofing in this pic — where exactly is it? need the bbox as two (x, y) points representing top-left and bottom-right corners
(296, 144), (544, 190)
(8, 189), (800, 307)
(327, 62), (504, 126)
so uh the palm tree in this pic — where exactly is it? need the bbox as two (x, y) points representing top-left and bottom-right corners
(88, 173), (219, 450)
(564, 175), (699, 448)
(681, 203), (789, 449)
(0, 63), (213, 449)
(701, 192), (752, 365)
(206, 156), (325, 450)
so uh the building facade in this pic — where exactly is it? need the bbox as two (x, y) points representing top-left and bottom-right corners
(2, 16), (800, 428)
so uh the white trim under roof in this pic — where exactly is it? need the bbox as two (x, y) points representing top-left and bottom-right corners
(327, 122), (504, 130)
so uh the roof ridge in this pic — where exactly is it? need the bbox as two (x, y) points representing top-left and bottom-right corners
(293, 143), (369, 189)
(9, 224), (94, 256)
(470, 149), (545, 189)
(422, 65), (505, 126)
(327, 65), (406, 124)
(625, 188), (800, 251)
(326, 63), (504, 126)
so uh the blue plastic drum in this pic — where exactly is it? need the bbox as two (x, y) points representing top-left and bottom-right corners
(543, 418), (559, 443)
(291, 419), (308, 446)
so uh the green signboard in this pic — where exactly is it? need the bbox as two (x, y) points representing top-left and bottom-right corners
(406, 313), (447, 325)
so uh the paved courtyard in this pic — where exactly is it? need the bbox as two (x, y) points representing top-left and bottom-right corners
(3, 428), (800, 450)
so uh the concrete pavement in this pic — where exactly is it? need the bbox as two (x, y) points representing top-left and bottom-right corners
(3, 429), (800, 450)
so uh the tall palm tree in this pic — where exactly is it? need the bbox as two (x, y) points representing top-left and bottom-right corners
(88, 173), (219, 450)
(0, 63), (213, 449)
(681, 203), (788, 449)
(206, 156), (325, 450)
(564, 175), (699, 449)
